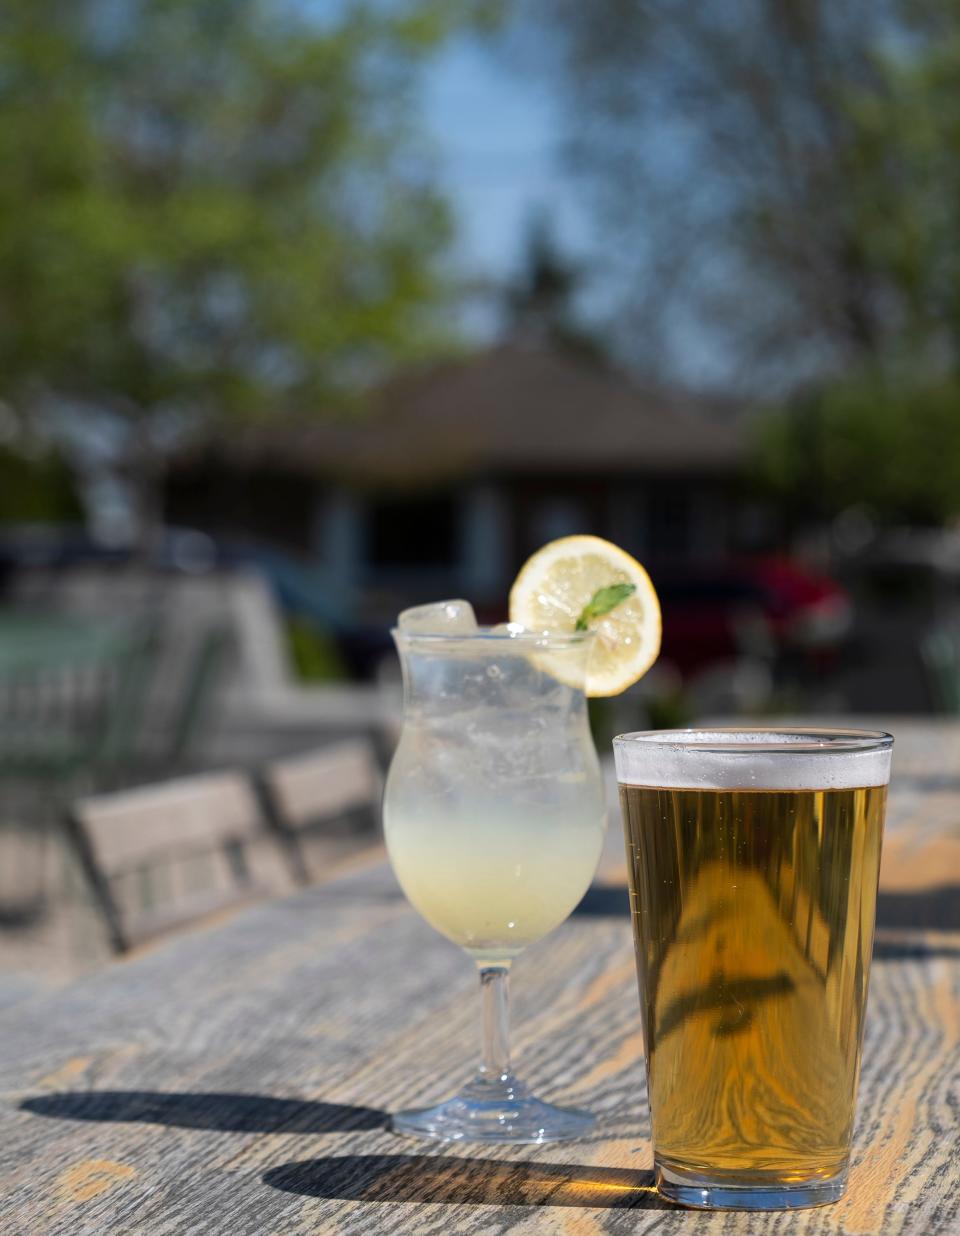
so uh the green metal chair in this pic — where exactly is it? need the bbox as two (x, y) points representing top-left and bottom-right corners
(0, 614), (159, 923)
(0, 616), (158, 785)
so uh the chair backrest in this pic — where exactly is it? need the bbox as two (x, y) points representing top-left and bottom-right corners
(0, 616), (157, 781)
(7, 564), (283, 709)
(67, 770), (267, 952)
(261, 739), (381, 831)
(258, 740), (382, 882)
(158, 622), (233, 770)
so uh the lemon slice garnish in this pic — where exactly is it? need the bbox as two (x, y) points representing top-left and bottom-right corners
(509, 535), (661, 697)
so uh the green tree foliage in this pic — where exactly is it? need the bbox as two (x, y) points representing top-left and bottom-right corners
(756, 8), (960, 523)
(0, 0), (468, 535)
(532, 3), (959, 387)
(0, 445), (82, 523)
(837, 13), (960, 376)
(538, 2), (960, 518)
(757, 379), (960, 524)
(504, 214), (609, 364)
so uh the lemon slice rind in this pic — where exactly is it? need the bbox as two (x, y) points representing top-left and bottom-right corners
(508, 535), (661, 697)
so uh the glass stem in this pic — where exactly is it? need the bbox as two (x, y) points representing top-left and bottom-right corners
(478, 965), (511, 1081)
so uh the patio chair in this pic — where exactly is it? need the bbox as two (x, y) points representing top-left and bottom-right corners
(109, 620), (233, 785)
(0, 616), (159, 922)
(257, 740), (382, 884)
(0, 615), (158, 786)
(65, 770), (275, 953)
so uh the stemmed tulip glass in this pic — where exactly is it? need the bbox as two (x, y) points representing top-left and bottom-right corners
(383, 602), (607, 1142)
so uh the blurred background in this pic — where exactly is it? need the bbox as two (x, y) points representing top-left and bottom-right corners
(3, 0), (960, 988)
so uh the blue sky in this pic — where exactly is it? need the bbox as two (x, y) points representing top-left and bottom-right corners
(416, 29), (746, 391)
(309, 2), (734, 387)
(419, 33), (589, 329)
(315, 1), (581, 289)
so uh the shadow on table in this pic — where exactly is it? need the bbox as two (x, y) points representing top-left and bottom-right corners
(876, 886), (960, 932)
(575, 883), (960, 943)
(20, 1091), (387, 1134)
(263, 1154), (665, 1209)
(873, 937), (960, 960)
(573, 885), (629, 917)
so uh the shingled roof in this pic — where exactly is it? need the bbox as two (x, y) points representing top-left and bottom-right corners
(209, 344), (745, 485)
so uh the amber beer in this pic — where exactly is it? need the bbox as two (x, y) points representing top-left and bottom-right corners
(614, 729), (892, 1211)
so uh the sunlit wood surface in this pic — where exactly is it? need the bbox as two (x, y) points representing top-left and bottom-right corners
(0, 720), (957, 1234)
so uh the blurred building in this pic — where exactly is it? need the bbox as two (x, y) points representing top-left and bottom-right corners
(167, 343), (752, 620)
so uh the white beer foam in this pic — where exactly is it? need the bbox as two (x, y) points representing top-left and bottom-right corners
(613, 729), (892, 791)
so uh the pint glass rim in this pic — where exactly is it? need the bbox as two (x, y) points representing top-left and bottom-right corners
(613, 727), (893, 790)
(613, 726), (893, 754)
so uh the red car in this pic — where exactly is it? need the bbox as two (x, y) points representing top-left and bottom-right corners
(656, 557), (852, 678)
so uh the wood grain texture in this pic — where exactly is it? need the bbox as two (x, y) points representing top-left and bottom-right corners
(0, 720), (957, 1235)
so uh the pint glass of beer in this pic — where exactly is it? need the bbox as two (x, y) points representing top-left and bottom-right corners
(613, 728), (893, 1210)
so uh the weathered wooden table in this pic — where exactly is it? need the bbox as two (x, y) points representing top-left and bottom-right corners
(1, 722), (958, 1235)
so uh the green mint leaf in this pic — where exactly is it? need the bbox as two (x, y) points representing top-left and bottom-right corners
(575, 582), (636, 630)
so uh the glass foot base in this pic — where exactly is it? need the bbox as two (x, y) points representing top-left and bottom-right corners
(392, 1074), (594, 1144)
(656, 1162), (847, 1211)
